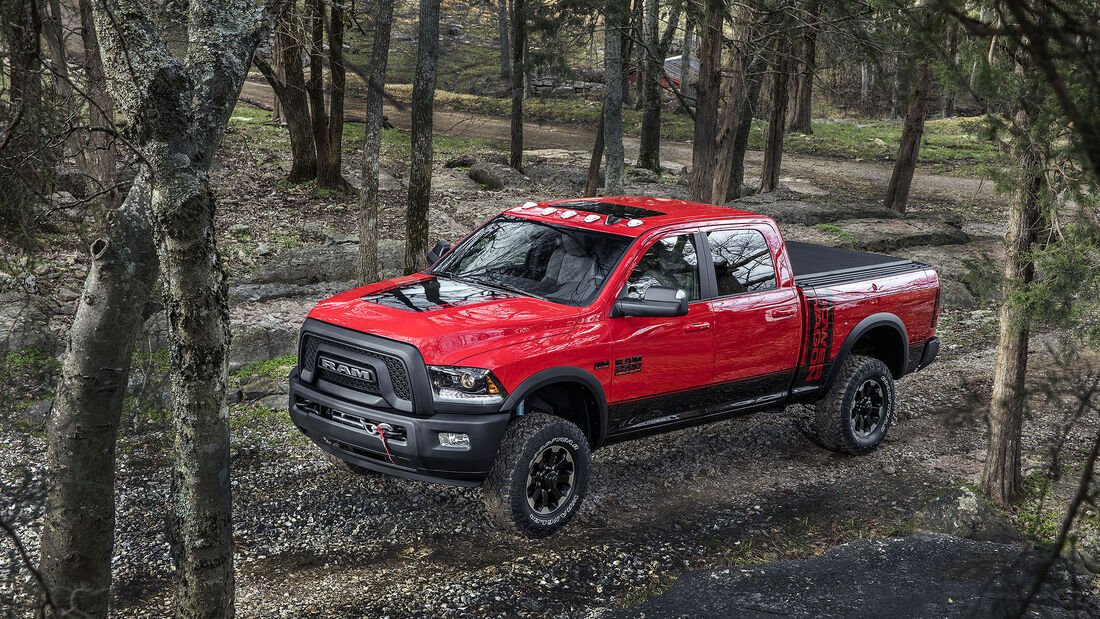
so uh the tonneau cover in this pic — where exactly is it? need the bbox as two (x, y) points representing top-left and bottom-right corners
(787, 241), (928, 288)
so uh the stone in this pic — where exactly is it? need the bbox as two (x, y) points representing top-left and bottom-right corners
(467, 162), (531, 191)
(617, 535), (1098, 618)
(55, 287), (80, 302)
(0, 292), (55, 352)
(915, 487), (1019, 543)
(432, 169), (481, 193)
(239, 375), (285, 401)
(254, 244), (273, 257)
(238, 240), (406, 286)
(625, 167), (660, 184)
(228, 223), (251, 234)
(526, 164), (590, 191)
(22, 399), (52, 426)
(832, 218), (970, 252)
(445, 154), (477, 168)
(742, 198), (901, 226)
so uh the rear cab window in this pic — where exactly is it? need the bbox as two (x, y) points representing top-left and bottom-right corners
(705, 229), (777, 297)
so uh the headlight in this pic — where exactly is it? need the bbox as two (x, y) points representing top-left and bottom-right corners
(427, 366), (506, 405)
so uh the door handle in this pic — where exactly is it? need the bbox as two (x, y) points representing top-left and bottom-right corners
(683, 322), (711, 332)
(767, 307), (797, 320)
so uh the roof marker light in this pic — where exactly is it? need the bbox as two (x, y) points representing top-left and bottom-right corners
(584, 214), (600, 223)
(560, 210), (577, 219)
(626, 219), (643, 227)
(522, 201), (538, 208)
(540, 207), (557, 215)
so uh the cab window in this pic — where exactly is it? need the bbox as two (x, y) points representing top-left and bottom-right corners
(706, 229), (776, 296)
(624, 234), (701, 301)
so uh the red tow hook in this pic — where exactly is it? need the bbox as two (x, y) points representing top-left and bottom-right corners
(373, 423), (397, 466)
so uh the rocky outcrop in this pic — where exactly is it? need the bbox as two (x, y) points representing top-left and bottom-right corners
(467, 162), (532, 191)
(618, 535), (1098, 618)
(915, 487), (1019, 543)
(0, 292), (55, 352)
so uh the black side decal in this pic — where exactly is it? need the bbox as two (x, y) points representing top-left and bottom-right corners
(794, 294), (834, 388)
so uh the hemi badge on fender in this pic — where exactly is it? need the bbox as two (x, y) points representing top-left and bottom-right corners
(594, 360), (610, 370)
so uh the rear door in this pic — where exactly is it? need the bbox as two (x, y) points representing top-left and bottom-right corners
(607, 232), (715, 433)
(701, 226), (801, 411)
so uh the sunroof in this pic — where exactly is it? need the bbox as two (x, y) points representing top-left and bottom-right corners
(553, 201), (666, 219)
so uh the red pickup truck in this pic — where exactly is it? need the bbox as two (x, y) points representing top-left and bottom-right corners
(289, 197), (941, 537)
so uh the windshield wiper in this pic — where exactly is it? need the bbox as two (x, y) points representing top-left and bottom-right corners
(441, 272), (545, 302)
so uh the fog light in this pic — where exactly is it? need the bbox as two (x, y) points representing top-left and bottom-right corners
(438, 432), (470, 449)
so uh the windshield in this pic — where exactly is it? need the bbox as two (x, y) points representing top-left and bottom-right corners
(432, 216), (633, 306)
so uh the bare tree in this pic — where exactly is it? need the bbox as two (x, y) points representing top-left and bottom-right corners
(726, 52), (767, 201)
(584, 22), (634, 197)
(883, 61), (931, 213)
(306, 0), (349, 190)
(404, 0), (441, 275)
(711, 2), (753, 203)
(358, 0), (395, 285)
(255, 6), (317, 183)
(787, 0), (818, 134)
(637, 0), (681, 172)
(760, 33), (793, 193)
(603, 0), (629, 195)
(688, 0), (723, 203)
(498, 0), (511, 79)
(37, 2), (279, 617)
(510, 0), (526, 170)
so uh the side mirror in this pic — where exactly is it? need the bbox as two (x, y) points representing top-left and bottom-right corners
(612, 286), (689, 318)
(426, 240), (451, 266)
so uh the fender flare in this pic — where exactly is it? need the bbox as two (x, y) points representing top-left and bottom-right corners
(501, 367), (609, 447)
(823, 312), (909, 390)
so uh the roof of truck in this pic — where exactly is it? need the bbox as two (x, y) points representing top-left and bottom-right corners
(504, 196), (769, 238)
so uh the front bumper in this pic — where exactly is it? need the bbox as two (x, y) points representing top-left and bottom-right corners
(288, 369), (510, 486)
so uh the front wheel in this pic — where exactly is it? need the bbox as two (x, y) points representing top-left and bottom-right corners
(812, 354), (895, 455)
(483, 413), (591, 538)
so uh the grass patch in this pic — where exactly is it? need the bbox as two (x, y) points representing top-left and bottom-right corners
(231, 354), (297, 382)
(620, 573), (677, 608)
(812, 223), (854, 241)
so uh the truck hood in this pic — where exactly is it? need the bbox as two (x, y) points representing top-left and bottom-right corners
(306, 274), (582, 365)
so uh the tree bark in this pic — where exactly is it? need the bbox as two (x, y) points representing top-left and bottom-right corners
(883, 62), (931, 213)
(726, 52), (766, 202)
(711, 3), (752, 204)
(319, 1), (347, 190)
(760, 35), (792, 193)
(585, 22), (634, 196)
(404, 0), (441, 275)
(981, 96), (1046, 508)
(688, 0), (722, 203)
(257, 6), (317, 183)
(637, 0), (678, 172)
(509, 0), (525, 170)
(787, 0), (818, 134)
(603, 0), (628, 195)
(358, 0), (395, 285)
(498, 0), (511, 79)
(78, 0), (120, 224)
(305, 0), (346, 190)
(679, 15), (693, 112)
(40, 175), (157, 619)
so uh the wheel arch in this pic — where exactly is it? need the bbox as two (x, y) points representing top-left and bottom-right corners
(501, 367), (609, 448)
(825, 312), (909, 388)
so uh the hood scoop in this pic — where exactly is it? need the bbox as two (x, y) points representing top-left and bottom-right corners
(360, 276), (515, 312)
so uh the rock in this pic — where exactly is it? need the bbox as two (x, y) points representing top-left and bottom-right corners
(742, 198), (902, 226)
(938, 280), (978, 310)
(445, 154), (477, 168)
(228, 281), (355, 306)
(895, 241), (1003, 304)
(432, 169), (480, 193)
(915, 487), (1019, 543)
(239, 375), (285, 401)
(549, 86), (576, 98)
(55, 287), (81, 302)
(467, 162), (532, 191)
(625, 167), (660, 184)
(0, 292), (55, 352)
(228, 223), (252, 235)
(254, 244), (273, 257)
(832, 218), (970, 252)
(526, 163), (591, 191)
(256, 393), (289, 411)
(22, 399), (52, 426)
(240, 240), (405, 286)
(617, 535), (1098, 618)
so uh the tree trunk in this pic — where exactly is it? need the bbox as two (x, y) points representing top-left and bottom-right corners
(636, 0), (669, 172)
(584, 109), (605, 197)
(498, 0), (510, 79)
(883, 62), (931, 213)
(305, 0), (346, 190)
(509, 0), (525, 170)
(603, 0), (628, 195)
(78, 0), (120, 225)
(358, 0), (395, 285)
(942, 22), (957, 118)
(760, 36), (792, 193)
(787, 0), (818, 134)
(860, 61), (870, 104)
(319, 1), (347, 190)
(259, 7), (317, 183)
(727, 52), (767, 201)
(711, 4), (752, 204)
(688, 0), (722, 203)
(404, 0), (441, 275)
(679, 16), (693, 112)
(40, 175), (157, 619)
(980, 98), (1046, 508)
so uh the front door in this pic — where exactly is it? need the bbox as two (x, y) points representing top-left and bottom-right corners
(702, 227), (801, 411)
(608, 233), (715, 433)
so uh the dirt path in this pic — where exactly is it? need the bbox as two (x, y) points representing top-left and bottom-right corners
(240, 79), (1002, 209)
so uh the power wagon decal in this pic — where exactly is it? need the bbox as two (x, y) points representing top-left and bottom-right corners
(794, 294), (835, 387)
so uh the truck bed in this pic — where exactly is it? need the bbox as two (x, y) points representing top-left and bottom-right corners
(787, 241), (926, 288)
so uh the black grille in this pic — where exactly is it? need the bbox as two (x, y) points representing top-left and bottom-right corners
(301, 334), (412, 400)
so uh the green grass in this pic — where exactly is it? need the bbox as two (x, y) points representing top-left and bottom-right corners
(812, 223), (854, 241)
(1013, 471), (1064, 549)
(231, 354), (298, 381)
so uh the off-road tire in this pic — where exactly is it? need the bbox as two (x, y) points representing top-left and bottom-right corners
(324, 450), (378, 476)
(813, 354), (895, 455)
(483, 413), (591, 538)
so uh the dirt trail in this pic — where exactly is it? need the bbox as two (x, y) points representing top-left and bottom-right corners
(239, 79), (1002, 209)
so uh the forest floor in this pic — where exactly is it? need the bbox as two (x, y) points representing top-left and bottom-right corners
(2, 93), (1098, 617)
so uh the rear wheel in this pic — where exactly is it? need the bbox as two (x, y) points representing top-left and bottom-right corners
(813, 354), (895, 455)
(483, 413), (590, 538)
